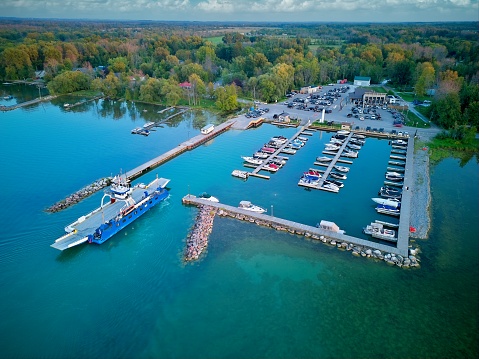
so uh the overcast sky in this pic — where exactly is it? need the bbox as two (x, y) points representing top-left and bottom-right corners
(2, 0), (478, 22)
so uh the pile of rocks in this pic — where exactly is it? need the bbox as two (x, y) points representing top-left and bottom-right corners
(184, 205), (217, 262)
(45, 177), (112, 213)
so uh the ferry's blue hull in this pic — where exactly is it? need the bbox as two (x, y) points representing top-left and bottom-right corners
(89, 188), (169, 245)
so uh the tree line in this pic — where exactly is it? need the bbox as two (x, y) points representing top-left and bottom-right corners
(0, 19), (477, 130)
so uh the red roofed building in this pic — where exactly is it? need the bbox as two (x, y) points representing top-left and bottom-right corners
(179, 81), (191, 89)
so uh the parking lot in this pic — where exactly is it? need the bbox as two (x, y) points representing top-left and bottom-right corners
(240, 84), (413, 136)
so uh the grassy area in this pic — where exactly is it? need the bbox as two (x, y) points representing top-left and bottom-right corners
(369, 86), (387, 93)
(426, 137), (479, 164)
(204, 36), (223, 45)
(71, 89), (103, 97)
(405, 110), (431, 128)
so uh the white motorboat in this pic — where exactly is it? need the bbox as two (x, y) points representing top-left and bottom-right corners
(347, 143), (361, 150)
(325, 179), (344, 188)
(299, 175), (320, 186)
(376, 204), (400, 216)
(297, 136), (309, 142)
(337, 130), (350, 135)
(317, 220), (345, 233)
(271, 136), (288, 144)
(242, 156), (263, 165)
(253, 152), (269, 159)
(325, 144), (340, 151)
(353, 134), (366, 139)
(316, 156), (332, 162)
(238, 200), (266, 213)
(371, 197), (400, 208)
(363, 222), (397, 242)
(232, 170), (249, 179)
(334, 165), (350, 173)
(330, 138), (343, 145)
(392, 139), (407, 146)
(322, 182), (339, 192)
(386, 171), (403, 177)
(198, 192), (219, 203)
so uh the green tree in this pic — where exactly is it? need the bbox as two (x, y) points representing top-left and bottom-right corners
(47, 70), (91, 94)
(215, 84), (238, 112)
(415, 62), (435, 96)
(431, 92), (462, 129)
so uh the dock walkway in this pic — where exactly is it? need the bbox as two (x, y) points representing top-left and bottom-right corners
(182, 194), (409, 257)
(1, 95), (56, 111)
(249, 121), (312, 179)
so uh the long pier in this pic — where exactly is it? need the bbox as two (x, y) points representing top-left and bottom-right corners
(125, 119), (234, 181)
(1, 95), (56, 111)
(182, 194), (410, 258)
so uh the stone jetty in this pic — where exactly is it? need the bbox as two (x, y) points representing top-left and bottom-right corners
(45, 177), (112, 213)
(184, 205), (217, 262)
(215, 208), (421, 269)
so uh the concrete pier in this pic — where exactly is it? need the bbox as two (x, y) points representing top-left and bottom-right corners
(182, 194), (410, 258)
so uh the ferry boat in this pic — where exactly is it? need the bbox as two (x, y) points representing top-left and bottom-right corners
(51, 175), (170, 251)
(363, 222), (397, 242)
(238, 201), (266, 213)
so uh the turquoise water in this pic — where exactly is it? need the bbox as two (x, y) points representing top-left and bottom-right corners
(0, 86), (477, 358)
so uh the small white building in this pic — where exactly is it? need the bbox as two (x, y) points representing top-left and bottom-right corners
(353, 76), (371, 86)
(201, 124), (215, 135)
(300, 85), (320, 94)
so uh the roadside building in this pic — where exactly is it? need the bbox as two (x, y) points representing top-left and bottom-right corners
(349, 88), (386, 107)
(353, 76), (371, 86)
(300, 85), (321, 94)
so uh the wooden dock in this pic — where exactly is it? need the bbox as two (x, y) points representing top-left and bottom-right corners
(125, 119), (234, 180)
(248, 122), (312, 179)
(182, 194), (409, 257)
(1, 95), (56, 111)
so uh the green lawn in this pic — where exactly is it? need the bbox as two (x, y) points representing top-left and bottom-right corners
(369, 86), (387, 93)
(204, 36), (223, 45)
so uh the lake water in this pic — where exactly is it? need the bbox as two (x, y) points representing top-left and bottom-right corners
(0, 84), (477, 358)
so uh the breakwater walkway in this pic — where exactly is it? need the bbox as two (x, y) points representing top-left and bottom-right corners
(1, 95), (57, 111)
(182, 195), (418, 267)
(46, 119), (235, 212)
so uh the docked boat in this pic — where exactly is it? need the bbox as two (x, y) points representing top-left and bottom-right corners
(334, 134), (347, 140)
(260, 147), (276, 154)
(289, 143), (302, 150)
(375, 204), (400, 216)
(337, 130), (350, 136)
(303, 171), (321, 181)
(232, 170), (249, 179)
(269, 158), (286, 166)
(316, 220), (345, 234)
(325, 179), (344, 188)
(322, 182), (339, 192)
(392, 139), (408, 146)
(390, 154), (406, 160)
(242, 156), (263, 165)
(342, 150), (358, 158)
(346, 144), (361, 150)
(363, 222), (397, 242)
(131, 127), (142, 134)
(385, 172), (404, 181)
(297, 136), (308, 142)
(291, 139), (305, 147)
(52, 175), (170, 250)
(325, 144), (340, 151)
(334, 165), (350, 173)
(281, 148), (297, 155)
(330, 172), (347, 180)
(238, 201), (266, 213)
(316, 156), (332, 162)
(271, 136), (288, 144)
(299, 175), (320, 186)
(330, 138), (344, 145)
(350, 138), (365, 146)
(371, 197), (400, 208)
(253, 152), (269, 159)
(263, 163), (279, 172)
(143, 121), (155, 128)
(375, 220), (399, 229)
(389, 160), (406, 167)
(198, 192), (219, 202)
(352, 134), (366, 139)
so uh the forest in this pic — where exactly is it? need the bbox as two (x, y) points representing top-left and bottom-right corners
(0, 19), (477, 131)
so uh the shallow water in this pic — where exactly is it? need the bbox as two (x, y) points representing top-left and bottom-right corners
(0, 86), (477, 358)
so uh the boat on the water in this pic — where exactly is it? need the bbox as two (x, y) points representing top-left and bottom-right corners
(342, 150), (358, 158)
(346, 143), (361, 150)
(325, 179), (344, 188)
(334, 165), (350, 173)
(322, 182), (339, 192)
(232, 170), (249, 179)
(375, 220), (399, 228)
(260, 147), (276, 154)
(392, 139), (408, 146)
(198, 192), (219, 202)
(316, 220), (345, 234)
(330, 172), (347, 180)
(299, 175), (320, 186)
(242, 156), (263, 165)
(353, 134), (366, 139)
(337, 130), (350, 136)
(325, 144), (340, 151)
(330, 138), (344, 145)
(316, 156), (332, 162)
(375, 204), (400, 216)
(390, 154), (406, 160)
(253, 152), (269, 159)
(263, 162), (279, 172)
(363, 222), (397, 242)
(52, 175), (170, 250)
(271, 136), (288, 144)
(385, 172), (404, 181)
(238, 200), (266, 213)
(378, 186), (402, 199)
(372, 197), (400, 208)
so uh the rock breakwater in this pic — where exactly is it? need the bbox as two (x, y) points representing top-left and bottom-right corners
(217, 209), (421, 269)
(184, 205), (217, 262)
(45, 177), (112, 213)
